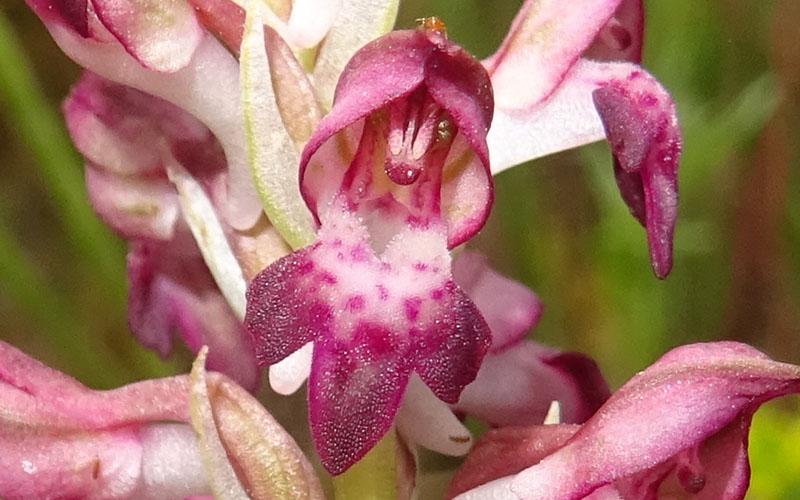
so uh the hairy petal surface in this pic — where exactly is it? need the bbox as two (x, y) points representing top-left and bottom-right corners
(592, 69), (680, 278)
(246, 206), (491, 474)
(451, 342), (800, 500)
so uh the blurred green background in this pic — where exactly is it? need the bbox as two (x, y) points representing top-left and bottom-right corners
(1, 0), (799, 497)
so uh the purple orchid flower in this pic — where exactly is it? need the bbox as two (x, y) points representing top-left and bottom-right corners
(447, 342), (800, 500)
(244, 24), (495, 475)
(484, 0), (680, 278)
(0, 340), (322, 500)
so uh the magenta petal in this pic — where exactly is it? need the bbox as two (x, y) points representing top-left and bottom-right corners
(425, 46), (495, 247)
(452, 250), (543, 352)
(454, 342), (610, 427)
(245, 205), (491, 474)
(414, 282), (491, 404)
(51, 0), (90, 37)
(308, 326), (413, 475)
(245, 246), (328, 366)
(300, 29), (495, 247)
(592, 72), (681, 279)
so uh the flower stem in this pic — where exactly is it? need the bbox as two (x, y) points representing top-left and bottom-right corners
(333, 429), (397, 500)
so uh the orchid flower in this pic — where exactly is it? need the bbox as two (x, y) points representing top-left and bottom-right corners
(484, 0), (681, 279)
(245, 23), (496, 475)
(0, 341), (322, 500)
(447, 342), (800, 500)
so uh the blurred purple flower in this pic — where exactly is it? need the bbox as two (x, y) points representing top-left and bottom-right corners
(63, 72), (267, 390)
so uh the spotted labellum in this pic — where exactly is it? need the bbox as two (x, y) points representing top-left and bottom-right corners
(245, 23), (494, 475)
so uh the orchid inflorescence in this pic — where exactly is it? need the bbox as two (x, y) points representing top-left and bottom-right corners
(2, 0), (798, 499)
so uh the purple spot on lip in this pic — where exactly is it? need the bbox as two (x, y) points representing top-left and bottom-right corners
(639, 94), (658, 107)
(431, 288), (444, 301)
(413, 262), (428, 271)
(346, 295), (366, 312)
(298, 260), (315, 275)
(319, 271), (338, 284)
(377, 284), (389, 300)
(350, 245), (369, 262)
(404, 297), (422, 322)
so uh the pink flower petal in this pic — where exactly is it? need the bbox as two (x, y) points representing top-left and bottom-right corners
(446, 424), (579, 499)
(488, 59), (681, 278)
(454, 341), (610, 427)
(300, 28), (494, 248)
(63, 71), (226, 239)
(129, 238), (260, 391)
(308, 322), (413, 475)
(85, 165), (179, 240)
(45, 22), (263, 230)
(452, 250), (543, 352)
(245, 205), (490, 474)
(592, 70), (680, 279)
(90, 0), (204, 72)
(485, 0), (623, 110)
